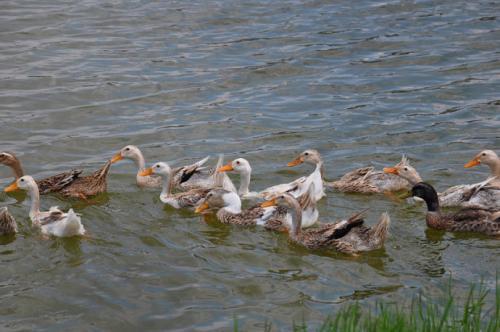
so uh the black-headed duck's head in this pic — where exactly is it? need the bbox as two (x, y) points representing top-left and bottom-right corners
(411, 182), (439, 212)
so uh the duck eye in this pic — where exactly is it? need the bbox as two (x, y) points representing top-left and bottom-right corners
(156, 165), (160, 168)
(304, 152), (309, 156)
(404, 167), (408, 171)
(482, 153), (486, 156)
(125, 147), (130, 151)
(236, 161), (240, 165)
(20, 179), (24, 182)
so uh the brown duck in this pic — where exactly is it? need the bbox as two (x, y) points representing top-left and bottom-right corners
(0, 152), (81, 194)
(262, 193), (391, 254)
(411, 182), (500, 236)
(59, 160), (112, 200)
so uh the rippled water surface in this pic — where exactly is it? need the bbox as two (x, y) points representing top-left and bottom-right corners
(1, 0), (499, 330)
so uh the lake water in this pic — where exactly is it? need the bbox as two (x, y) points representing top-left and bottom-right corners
(0, 0), (499, 330)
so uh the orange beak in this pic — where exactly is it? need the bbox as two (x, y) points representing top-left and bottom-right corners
(287, 156), (303, 167)
(464, 157), (480, 168)
(195, 202), (209, 213)
(218, 162), (234, 173)
(383, 167), (399, 175)
(111, 152), (123, 164)
(4, 181), (19, 193)
(261, 198), (277, 208)
(139, 167), (154, 176)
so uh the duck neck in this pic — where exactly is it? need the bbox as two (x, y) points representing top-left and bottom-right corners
(222, 193), (242, 214)
(238, 169), (251, 196)
(423, 193), (440, 212)
(27, 184), (41, 221)
(488, 158), (500, 178)
(10, 160), (24, 179)
(315, 160), (324, 179)
(160, 172), (174, 197)
(134, 152), (147, 173)
(289, 202), (303, 238)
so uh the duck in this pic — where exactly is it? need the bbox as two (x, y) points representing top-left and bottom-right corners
(111, 145), (235, 192)
(384, 152), (500, 210)
(5, 176), (85, 237)
(411, 182), (499, 236)
(0, 207), (17, 235)
(140, 160), (219, 209)
(326, 155), (411, 194)
(464, 150), (500, 187)
(261, 193), (391, 254)
(0, 151), (82, 194)
(194, 182), (319, 230)
(217, 157), (308, 200)
(111, 145), (162, 188)
(284, 149), (326, 201)
(59, 160), (112, 200)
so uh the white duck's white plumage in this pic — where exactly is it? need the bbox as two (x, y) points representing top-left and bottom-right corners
(5, 176), (85, 237)
(217, 149), (325, 203)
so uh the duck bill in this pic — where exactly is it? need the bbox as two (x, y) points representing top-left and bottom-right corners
(111, 152), (123, 164)
(4, 181), (19, 193)
(464, 158), (480, 168)
(383, 167), (399, 175)
(218, 162), (234, 173)
(261, 198), (277, 208)
(139, 167), (154, 176)
(195, 202), (209, 213)
(287, 157), (303, 167)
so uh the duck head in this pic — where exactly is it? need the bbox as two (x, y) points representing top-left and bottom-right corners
(383, 155), (422, 185)
(464, 150), (498, 169)
(195, 189), (241, 214)
(287, 149), (322, 167)
(411, 182), (440, 212)
(218, 158), (252, 175)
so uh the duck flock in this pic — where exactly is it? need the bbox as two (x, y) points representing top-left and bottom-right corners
(0, 147), (499, 253)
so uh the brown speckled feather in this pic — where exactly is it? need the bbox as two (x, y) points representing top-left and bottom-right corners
(60, 160), (111, 199)
(327, 167), (409, 193)
(0, 207), (17, 235)
(175, 188), (211, 208)
(426, 209), (500, 236)
(37, 169), (83, 194)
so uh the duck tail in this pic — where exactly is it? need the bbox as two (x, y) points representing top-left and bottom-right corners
(369, 212), (390, 244)
(64, 209), (85, 236)
(213, 154), (224, 188)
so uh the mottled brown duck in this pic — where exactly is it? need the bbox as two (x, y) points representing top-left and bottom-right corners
(0, 152), (81, 194)
(261, 194), (391, 254)
(326, 155), (411, 194)
(59, 160), (112, 200)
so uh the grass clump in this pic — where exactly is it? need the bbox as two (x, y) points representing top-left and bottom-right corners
(319, 280), (499, 332)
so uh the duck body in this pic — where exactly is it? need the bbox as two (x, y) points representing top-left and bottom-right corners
(412, 182), (499, 236)
(60, 160), (111, 199)
(0, 152), (82, 194)
(328, 156), (412, 194)
(5, 176), (85, 237)
(262, 194), (391, 254)
(0, 207), (17, 235)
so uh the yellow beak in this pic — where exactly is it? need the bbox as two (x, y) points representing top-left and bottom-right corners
(218, 162), (234, 173)
(195, 202), (209, 213)
(287, 156), (303, 167)
(111, 152), (124, 164)
(4, 181), (19, 193)
(464, 158), (480, 168)
(383, 167), (399, 175)
(261, 198), (277, 208)
(139, 167), (154, 176)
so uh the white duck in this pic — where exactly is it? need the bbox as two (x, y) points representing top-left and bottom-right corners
(5, 176), (85, 237)
(285, 149), (326, 202)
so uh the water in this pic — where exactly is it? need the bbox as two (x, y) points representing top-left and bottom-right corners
(1, 0), (499, 330)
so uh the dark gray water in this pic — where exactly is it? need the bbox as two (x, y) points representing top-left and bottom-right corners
(1, 0), (499, 330)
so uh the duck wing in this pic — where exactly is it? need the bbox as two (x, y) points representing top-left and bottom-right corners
(37, 169), (82, 194)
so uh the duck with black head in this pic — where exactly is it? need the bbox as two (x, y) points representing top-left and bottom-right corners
(411, 182), (500, 236)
